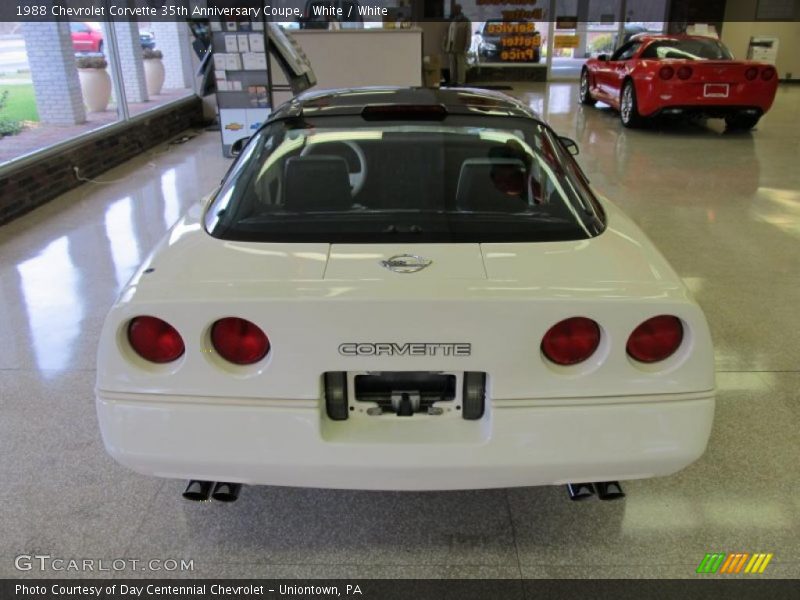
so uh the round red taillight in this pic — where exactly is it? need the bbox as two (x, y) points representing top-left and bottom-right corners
(128, 316), (184, 363)
(541, 317), (601, 366)
(626, 315), (683, 363)
(677, 65), (692, 80)
(745, 66), (758, 81)
(659, 66), (675, 80)
(761, 67), (775, 81)
(211, 317), (270, 365)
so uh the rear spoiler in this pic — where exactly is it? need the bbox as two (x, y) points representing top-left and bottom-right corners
(361, 104), (448, 121)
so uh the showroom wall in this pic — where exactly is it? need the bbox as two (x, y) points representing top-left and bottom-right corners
(0, 98), (203, 225)
(722, 0), (800, 80)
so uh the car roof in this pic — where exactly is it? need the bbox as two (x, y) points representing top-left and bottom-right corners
(629, 33), (721, 43)
(270, 86), (542, 122)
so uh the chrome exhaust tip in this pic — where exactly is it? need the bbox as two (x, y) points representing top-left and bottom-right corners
(182, 480), (213, 501)
(594, 481), (625, 500)
(566, 482), (595, 501)
(211, 482), (242, 503)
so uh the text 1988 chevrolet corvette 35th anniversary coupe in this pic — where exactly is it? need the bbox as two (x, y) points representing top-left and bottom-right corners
(96, 88), (715, 502)
(581, 34), (779, 130)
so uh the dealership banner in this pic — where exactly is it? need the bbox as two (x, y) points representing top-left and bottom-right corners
(3, 579), (800, 600)
(3, 0), (800, 22)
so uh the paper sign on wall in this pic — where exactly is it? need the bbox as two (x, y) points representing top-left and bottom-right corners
(747, 36), (779, 65)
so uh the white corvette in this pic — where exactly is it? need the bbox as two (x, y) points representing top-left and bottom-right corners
(96, 88), (715, 501)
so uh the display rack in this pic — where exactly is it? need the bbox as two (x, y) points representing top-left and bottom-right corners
(210, 18), (273, 157)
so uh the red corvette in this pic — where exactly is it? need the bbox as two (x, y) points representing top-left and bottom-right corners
(581, 35), (779, 130)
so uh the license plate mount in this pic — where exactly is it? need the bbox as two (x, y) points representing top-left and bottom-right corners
(704, 83), (729, 98)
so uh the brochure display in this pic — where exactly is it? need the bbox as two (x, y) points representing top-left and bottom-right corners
(211, 19), (271, 157)
(211, 21), (316, 157)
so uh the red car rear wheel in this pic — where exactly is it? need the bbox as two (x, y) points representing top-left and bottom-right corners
(579, 70), (596, 106)
(620, 80), (644, 128)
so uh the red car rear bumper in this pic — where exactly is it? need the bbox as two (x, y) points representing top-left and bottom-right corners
(636, 79), (778, 117)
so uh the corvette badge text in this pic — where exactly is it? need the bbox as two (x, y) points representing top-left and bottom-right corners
(338, 343), (471, 357)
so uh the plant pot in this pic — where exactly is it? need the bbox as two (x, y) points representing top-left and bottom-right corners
(78, 68), (112, 113)
(144, 58), (165, 96)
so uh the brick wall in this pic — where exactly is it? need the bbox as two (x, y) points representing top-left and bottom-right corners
(0, 98), (204, 226)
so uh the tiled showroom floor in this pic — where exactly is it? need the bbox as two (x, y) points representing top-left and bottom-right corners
(1, 83), (798, 579)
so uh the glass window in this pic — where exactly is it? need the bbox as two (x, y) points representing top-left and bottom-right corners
(0, 19), (194, 167)
(611, 41), (641, 61)
(640, 39), (734, 61)
(205, 115), (605, 244)
(69, 22), (91, 34)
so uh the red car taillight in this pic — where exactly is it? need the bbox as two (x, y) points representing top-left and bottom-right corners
(211, 317), (270, 365)
(677, 65), (693, 80)
(626, 315), (683, 363)
(541, 317), (601, 366)
(761, 67), (776, 81)
(745, 66), (759, 81)
(128, 316), (185, 363)
(659, 66), (675, 80)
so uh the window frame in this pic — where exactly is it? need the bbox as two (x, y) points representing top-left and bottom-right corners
(610, 41), (642, 62)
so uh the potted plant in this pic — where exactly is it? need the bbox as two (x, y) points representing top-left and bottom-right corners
(143, 48), (165, 96)
(76, 56), (111, 113)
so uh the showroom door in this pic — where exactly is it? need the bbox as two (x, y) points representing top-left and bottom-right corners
(545, 0), (669, 80)
(546, 0), (623, 81)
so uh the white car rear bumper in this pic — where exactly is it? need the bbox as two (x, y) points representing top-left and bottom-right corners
(96, 391), (714, 491)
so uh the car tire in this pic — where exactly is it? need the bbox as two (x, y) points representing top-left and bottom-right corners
(725, 113), (760, 131)
(462, 372), (486, 420)
(579, 69), (596, 106)
(620, 80), (644, 128)
(324, 372), (349, 421)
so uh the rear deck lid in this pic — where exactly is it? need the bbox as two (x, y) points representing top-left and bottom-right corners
(324, 244), (486, 280)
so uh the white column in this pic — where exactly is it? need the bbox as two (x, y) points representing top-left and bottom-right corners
(112, 21), (149, 103)
(21, 22), (86, 125)
(149, 21), (194, 89)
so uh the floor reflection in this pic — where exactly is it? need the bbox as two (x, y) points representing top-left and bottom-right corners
(16, 236), (83, 374)
(104, 197), (142, 292)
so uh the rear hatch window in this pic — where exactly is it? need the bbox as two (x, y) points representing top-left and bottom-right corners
(205, 113), (605, 243)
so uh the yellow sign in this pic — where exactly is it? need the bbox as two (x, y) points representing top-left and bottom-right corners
(554, 35), (580, 49)
(486, 22), (536, 35)
(484, 21), (541, 63)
